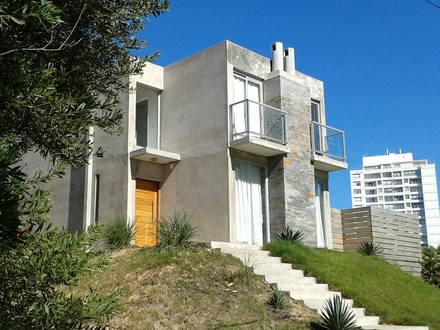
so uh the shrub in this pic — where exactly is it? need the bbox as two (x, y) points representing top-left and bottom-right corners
(0, 225), (120, 329)
(357, 241), (382, 256)
(267, 289), (287, 310)
(318, 295), (358, 330)
(276, 226), (304, 243)
(102, 215), (135, 251)
(155, 210), (197, 251)
(421, 246), (440, 288)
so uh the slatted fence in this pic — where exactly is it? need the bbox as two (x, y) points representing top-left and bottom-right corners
(331, 208), (343, 251)
(340, 207), (421, 277)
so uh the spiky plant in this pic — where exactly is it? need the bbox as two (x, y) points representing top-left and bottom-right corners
(357, 241), (383, 256)
(319, 295), (358, 330)
(267, 289), (287, 311)
(155, 210), (197, 251)
(276, 226), (304, 243)
(102, 215), (135, 251)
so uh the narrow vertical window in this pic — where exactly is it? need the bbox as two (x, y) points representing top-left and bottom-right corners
(94, 174), (100, 224)
(311, 102), (321, 152)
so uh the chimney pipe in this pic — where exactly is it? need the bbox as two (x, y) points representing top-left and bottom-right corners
(284, 47), (295, 74)
(271, 42), (283, 72)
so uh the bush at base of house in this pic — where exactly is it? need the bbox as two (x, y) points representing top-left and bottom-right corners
(155, 210), (197, 251)
(102, 215), (135, 251)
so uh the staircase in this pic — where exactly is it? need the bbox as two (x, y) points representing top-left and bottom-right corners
(210, 242), (429, 330)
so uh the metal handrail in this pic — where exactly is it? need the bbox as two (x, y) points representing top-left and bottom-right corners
(230, 99), (288, 145)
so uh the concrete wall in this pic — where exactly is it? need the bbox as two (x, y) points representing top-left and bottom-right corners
(91, 93), (129, 225)
(19, 153), (86, 233)
(159, 42), (231, 242)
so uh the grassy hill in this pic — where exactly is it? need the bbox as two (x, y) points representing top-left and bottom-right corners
(266, 240), (440, 330)
(71, 246), (318, 329)
(72, 241), (440, 329)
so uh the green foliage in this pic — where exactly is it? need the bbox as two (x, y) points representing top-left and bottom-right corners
(266, 240), (440, 329)
(0, 224), (121, 329)
(0, 1), (169, 327)
(357, 241), (383, 256)
(1, 0), (169, 167)
(267, 289), (287, 311)
(155, 210), (198, 251)
(102, 215), (135, 251)
(421, 246), (440, 288)
(318, 295), (357, 330)
(276, 226), (304, 243)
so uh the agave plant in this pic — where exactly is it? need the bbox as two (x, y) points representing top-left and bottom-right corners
(267, 289), (287, 310)
(319, 295), (358, 330)
(276, 226), (304, 243)
(357, 241), (383, 256)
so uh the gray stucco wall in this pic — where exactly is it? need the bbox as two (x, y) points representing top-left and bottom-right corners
(159, 41), (231, 242)
(19, 150), (86, 233)
(91, 94), (130, 225)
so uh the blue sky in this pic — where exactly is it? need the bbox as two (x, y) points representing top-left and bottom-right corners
(137, 0), (440, 209)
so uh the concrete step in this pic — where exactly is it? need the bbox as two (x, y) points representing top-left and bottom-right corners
(356, 316), (380, 326)
(252, 262), (293, 271)
(302, 297), (354, 310)
(210, 241), (261, 250)
(220, 248), (270, 258)
(276, 282), (329, 292)
(263, 274), (317, 285)
(229, 254), (283, 266)
(351, 307), (366, 317)
(362, 326), (429, 330)
(288, 290), (341, 300)
(256, 268), (305, 278)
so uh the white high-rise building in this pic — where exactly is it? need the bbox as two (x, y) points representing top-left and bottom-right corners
(350, 151), (440, 246)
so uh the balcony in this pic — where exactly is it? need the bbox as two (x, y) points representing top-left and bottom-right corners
(229, 100), (290, 157)
(311, 121), (347, 172)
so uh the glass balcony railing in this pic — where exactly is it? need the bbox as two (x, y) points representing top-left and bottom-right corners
(311, 121), (346, 162)
(230, 99), (288, 145)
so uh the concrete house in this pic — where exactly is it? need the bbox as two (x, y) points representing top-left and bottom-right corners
(41, 41), (347, 248)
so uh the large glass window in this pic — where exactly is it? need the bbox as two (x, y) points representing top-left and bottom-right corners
(135, 85), (159, 148)
(232, 73), (262, 138)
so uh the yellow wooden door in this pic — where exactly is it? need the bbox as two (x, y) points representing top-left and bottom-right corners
(135, 179), (159, 247)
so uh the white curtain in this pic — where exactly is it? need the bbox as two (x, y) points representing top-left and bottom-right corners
(232, 76), (246, 139)
(247, 81), (261, 136)
(235, 162), (263, 245)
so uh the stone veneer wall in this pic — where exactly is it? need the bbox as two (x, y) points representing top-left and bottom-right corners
(264, 74), (317, 247)
(266, 155), (286, 241)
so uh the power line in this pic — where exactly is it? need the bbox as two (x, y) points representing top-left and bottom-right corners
(425, 0), (440, 9)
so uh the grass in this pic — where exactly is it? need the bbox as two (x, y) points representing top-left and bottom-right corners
(265, 240), (440, 330)
(70, 246), (318, 329)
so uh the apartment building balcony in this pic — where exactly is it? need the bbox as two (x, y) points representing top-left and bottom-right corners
(229, 99), (290, 157)
(311, 122), (347, 172)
